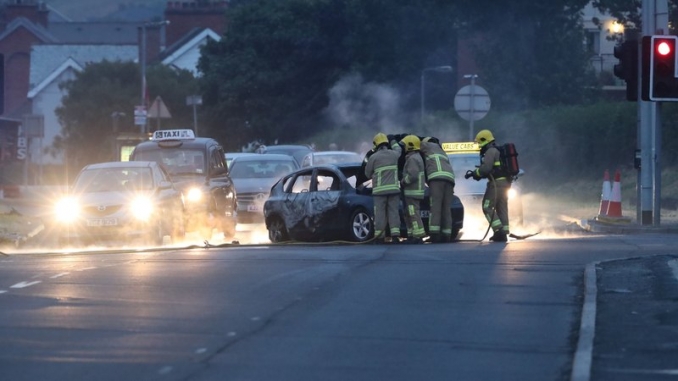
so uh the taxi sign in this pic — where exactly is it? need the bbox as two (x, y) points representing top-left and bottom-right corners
(442, 141), (480, 153)
(152, 129), (195, 141)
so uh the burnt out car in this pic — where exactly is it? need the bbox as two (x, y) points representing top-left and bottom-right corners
(130, 129), (237, 241)
(263, 163), (464, 243)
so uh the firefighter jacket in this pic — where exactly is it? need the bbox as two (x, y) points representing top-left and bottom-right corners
(475, 143), (508, 182)
(401, 150), (426, 199)
(420, 141), (455, 184)
(365, 145), (401, 196)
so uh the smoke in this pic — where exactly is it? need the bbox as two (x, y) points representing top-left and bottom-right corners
(321, 74), (414, 154)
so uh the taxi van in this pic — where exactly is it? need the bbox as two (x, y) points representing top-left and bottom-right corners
(130, 129), (238, 241)
(443, 141), (524, 225)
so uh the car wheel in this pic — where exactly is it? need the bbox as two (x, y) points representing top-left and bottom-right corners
(170, 212), (185, 244)
(348, 207), (373, 242)
(148, 220), (164, 246)
(268, 216), (289, 243)
(220, 215), (237, 242)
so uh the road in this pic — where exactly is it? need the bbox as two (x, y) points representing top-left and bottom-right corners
(2, 230), (677, 381)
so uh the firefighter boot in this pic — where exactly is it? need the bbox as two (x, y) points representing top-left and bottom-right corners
(428, 233), (441, 244)
(489, 231), (508, 242)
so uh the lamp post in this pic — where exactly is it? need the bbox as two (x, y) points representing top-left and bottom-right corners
(186, 95), (202, 136)
(420, 65), (453, 120)
(111, 111), (125, 160)
(139, 20), (169, 134)
(463, 74), (479, 140)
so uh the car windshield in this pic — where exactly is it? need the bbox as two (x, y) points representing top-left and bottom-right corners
(304, 152), (362, 167)
(230, 159), (296, 179)
(74, 167), (153, 193)
(134, 148), (205, 176)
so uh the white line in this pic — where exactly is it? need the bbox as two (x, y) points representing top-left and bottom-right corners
(10, 281), (42, 289)
(50, 272), (69, 279)
(571, 262), (598, 381)
(0, 290), (6, 294)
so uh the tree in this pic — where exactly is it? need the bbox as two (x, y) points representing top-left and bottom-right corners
(54, 60), (199, 173)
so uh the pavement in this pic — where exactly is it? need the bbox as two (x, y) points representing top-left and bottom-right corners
(2, 186), (678, 380)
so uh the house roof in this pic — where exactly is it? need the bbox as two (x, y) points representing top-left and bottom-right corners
(28, 44), (138, 98)
(48, 22), (139, 44)
(157, 27), (220, 68)
(0, 17), (56, 43)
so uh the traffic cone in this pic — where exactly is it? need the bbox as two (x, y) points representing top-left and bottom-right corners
(606, 170), (623, 217)
(597, 169), (611, 217)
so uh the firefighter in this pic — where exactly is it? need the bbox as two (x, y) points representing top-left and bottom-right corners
(364, 133), (402, 243)
(420, 136), (456, 243)
(464, 129), (510, 242)
(397, 135), (426, 244)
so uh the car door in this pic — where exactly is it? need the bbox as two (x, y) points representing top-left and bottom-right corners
(208, 145), (236, 215)
(281, 169), (313, 239)
(307, 168), (343, 238)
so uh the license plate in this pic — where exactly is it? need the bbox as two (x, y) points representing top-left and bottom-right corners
(87, 218), (118, 227)
(247, 205), (262, 212)
(420, 210), (430, 218)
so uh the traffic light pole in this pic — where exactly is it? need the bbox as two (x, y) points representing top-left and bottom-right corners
(639, 0), (667, 225)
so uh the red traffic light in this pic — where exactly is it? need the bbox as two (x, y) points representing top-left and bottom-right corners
(657, 41), (672, 56)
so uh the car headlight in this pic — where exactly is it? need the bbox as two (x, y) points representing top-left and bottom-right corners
(131, 196), (154, 221)
(186, 187), (203, 203)
(54, 197), (80, 223)
(507, 188), (518, 200)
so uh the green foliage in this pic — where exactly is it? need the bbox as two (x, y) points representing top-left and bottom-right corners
(54, 60), (199, 173)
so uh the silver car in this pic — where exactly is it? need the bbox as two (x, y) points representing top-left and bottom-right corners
(229, 154), (299, 223)
(53, 161), (185, 247)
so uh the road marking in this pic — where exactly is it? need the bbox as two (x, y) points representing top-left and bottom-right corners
(195, 348), (207, 354)
(50, 273), (69, 279)
(158, 366), (173, 375)
(10, 281), (42, 289)
(605, 368), (678, 375)
(0, 290), (6, 294)
(228, 332), (237, 337)
(571, 262), (597, 381)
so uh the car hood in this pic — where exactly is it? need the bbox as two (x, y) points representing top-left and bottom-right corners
(76, 190), (154, 205)
(232, 178), (278, 194)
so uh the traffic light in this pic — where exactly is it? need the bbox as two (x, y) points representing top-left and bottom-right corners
(613, 40), (638, 101)
(641, 35), (678, 101)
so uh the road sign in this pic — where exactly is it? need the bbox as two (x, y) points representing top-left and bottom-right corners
(148, 96), (172, 118)
(454, 85), (491, 122)
(134, 105), (147, 126)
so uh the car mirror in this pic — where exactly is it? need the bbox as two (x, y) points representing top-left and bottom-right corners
(210, 167), (227, 177)
(158, 180), (172, 189)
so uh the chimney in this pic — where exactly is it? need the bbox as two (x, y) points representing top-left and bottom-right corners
(4, 0), (49, 27)
(164, 1), (227, 47)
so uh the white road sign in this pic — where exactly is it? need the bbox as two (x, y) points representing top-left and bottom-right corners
(454, 85), (491, 122)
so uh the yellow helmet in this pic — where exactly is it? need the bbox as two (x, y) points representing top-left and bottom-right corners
(401, 135), (421, 152)
(474, 129), (494, 147)
(373, 133), (388, 148)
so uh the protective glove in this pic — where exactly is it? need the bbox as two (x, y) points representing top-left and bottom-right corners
(464, 170), (474, 180)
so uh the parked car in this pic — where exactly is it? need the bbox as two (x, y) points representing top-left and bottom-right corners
(261, 144), (313, 167)
(130, 129), (237, 241)
(263, 163), (464, 243)
(300, 151), (362, 167)
(443, 141), (524, 225)
(53, 161), (185, 247)
(229, 154), (299, 223)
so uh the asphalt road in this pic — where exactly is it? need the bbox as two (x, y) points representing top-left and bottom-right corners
(2, 232), (677, 381)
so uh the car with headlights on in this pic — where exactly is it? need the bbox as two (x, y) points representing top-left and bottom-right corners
(229, 153), (299, 223)
(130, 129), (237, 241)
(53, 161), (185, 246)
(443, 141), (524, 225)
(263, 163), (464, 243)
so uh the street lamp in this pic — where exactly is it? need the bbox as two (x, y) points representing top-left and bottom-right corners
(421, 65), (453, 120)
(139, 20), (170, 134)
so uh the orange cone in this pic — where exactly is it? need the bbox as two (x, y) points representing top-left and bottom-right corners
(598, 170), (611, 217)
(606, 170), (623, 217)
